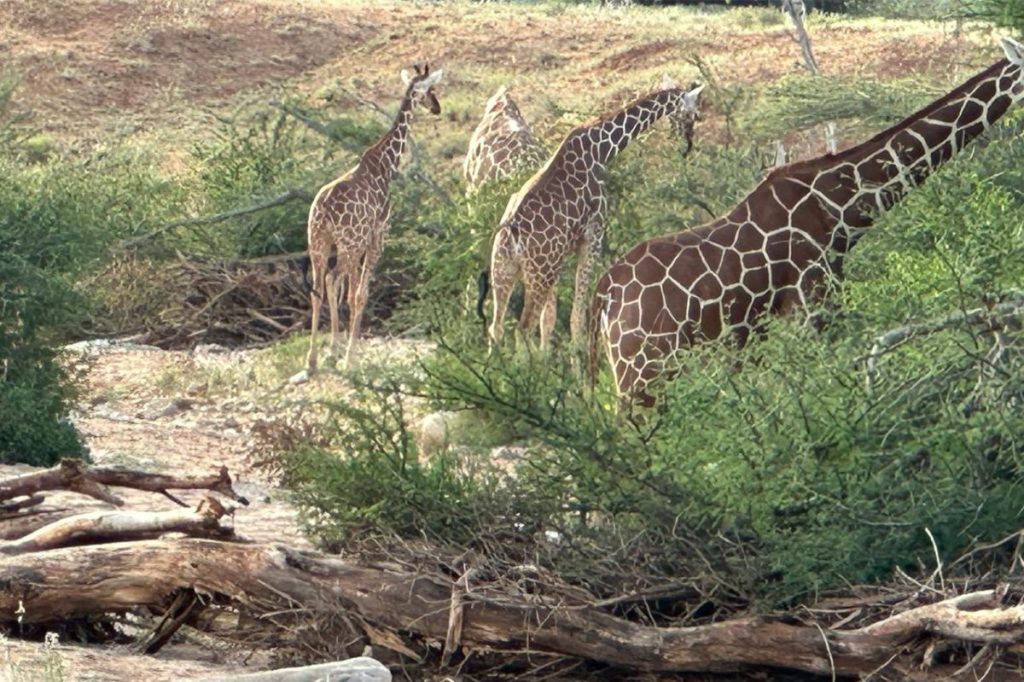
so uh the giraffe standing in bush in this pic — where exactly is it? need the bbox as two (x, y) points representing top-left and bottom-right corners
(591, 38), (1024, 406)
(463, 86), (547, 193)
(479, 79), (705, 349)
(304, 64), (443, 375)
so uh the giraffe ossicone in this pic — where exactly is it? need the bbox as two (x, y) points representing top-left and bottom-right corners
(479, 79), (706, 351)
(302, 63), (443, 378)
(591, 38), (1024, 408)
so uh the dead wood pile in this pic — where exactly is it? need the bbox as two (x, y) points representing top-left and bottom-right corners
(105, 251), (404, 350)
(3, 461), (1024, 680)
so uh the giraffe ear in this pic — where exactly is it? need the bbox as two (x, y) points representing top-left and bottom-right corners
(1002, 36), (1024, 66)
(427, 69), (444, 87)
(660, 73), (676, 91)
(400, 69), (413, 87)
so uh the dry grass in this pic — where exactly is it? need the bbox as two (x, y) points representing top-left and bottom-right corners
(0, 0), (1005, 165)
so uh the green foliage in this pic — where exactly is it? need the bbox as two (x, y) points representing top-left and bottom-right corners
(746, 73), (944, 143)
(181, 105), (389, 258)
(267, 371), (552, 546)
(845, 0), (960, 20)
(0, 257), (86, 466)
(0, 77), (180, 465)
(963, 0), (1024, 30)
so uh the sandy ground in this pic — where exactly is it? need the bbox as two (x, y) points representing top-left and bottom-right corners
(0, 339), (389, 681)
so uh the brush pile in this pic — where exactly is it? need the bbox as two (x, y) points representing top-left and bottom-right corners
(2, 462), (1024, 680)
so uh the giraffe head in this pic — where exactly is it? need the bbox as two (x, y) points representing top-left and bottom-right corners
(660, 76), (705, 156)
(400, 63), (444, 115)
(1002, 37), (1024, 98)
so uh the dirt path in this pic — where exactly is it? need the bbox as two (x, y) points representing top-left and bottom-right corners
(1, 340), (343, 680)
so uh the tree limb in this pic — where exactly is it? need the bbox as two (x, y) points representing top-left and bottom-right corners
(0, 497), (232, 555)
(2, 539), (1024, 678)
(0, 460), (249, 507)
(117, 188), (312, 251)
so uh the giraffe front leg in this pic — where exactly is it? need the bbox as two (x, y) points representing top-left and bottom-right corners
(570, 231), (602, 346)
(305, 254), (328, 375)
(327, 268), (345, 354)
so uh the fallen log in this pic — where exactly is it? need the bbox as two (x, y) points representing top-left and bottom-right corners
(0, 460), (249, 508)
(0, 497), (232, 555)
(1, 539), (1023, 678)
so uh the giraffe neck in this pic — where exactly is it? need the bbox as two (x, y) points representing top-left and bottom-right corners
(585, 89), (692, 166)
(361, 92), (415, 185)
(795, 58), (1023, 239)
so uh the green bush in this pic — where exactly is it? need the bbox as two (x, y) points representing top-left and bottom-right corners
(963, 0), (1024, 30)
(0, 78), (182, 463)
(846, 0), (960, 20)
(0, 257), (86, 465)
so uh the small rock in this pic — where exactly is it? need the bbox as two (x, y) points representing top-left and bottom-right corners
(288, 369), (310, 385)
(137, 398), (192, 421)
(186, 382), (208, 396)
(193, 343), (229, 354)
(417, 411), (454, 456)
(200, 656), (391, 681)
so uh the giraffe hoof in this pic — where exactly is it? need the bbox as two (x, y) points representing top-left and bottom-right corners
(289, 369), (311, 385)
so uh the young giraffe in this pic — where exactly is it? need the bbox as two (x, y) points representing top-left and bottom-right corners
(305, 64), (443, 375)
(481, 79), (705, 349)
(463, 86), (547, 193)
(591, 39), (1024, 407)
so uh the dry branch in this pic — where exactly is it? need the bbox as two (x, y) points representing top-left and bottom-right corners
(2, 539), (1024, 678)
(118, 189), (313, 251)
(864, 293), (1024, 391)
(0, 460), (248, 508)
(0, 497), (232, 555)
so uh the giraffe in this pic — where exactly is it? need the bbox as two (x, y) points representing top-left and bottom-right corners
(591, 38), (1024, 407)
(305, 63), (443, 375)
(479, 79), (705, 350)
(463, 85), (547, 193)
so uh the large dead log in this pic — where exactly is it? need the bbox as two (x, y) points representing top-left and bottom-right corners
(1, 539), (1022, 678)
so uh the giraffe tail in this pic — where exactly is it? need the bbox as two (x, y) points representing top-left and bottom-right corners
(299, 254), (313, 294)
(476, 270), (490, 323)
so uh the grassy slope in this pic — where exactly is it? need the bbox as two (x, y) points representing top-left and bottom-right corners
(0, 0), (1005, 166)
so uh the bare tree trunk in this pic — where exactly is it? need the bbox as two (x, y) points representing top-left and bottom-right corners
(782, 0), (819, 75)
(2, 539), (1023, 678)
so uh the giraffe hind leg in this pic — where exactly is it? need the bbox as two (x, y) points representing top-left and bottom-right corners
(538, 288), (557, 350)
(487, 234), (519, 349)
(306, 252), (328, 374)
(343, 249), (380, 371)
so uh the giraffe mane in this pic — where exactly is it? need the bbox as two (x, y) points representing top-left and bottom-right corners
(766, 58), (1012, 181)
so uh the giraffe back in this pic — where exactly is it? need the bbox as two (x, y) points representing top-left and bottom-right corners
(464, 87), (547, 192)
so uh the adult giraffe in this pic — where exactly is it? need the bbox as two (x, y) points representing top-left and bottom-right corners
(463, 85), (547, 193)
(480, 79), (705, 349)
(304, 64), (442, 375)
(591, 38), (1024, 406)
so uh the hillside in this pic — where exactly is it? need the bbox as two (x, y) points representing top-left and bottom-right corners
(0, 0), (1001, 155)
